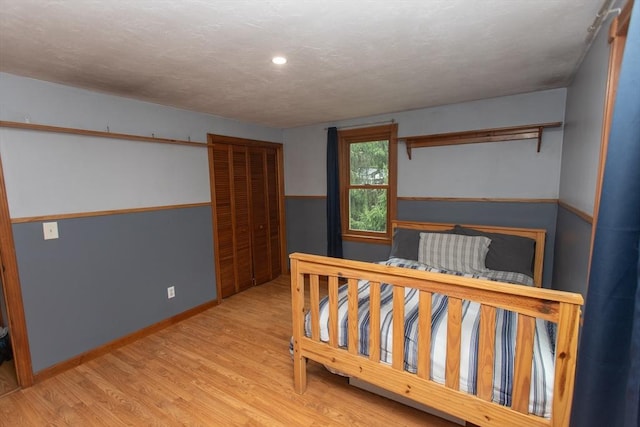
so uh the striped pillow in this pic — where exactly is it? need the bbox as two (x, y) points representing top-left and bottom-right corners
(418, 232), (490, 274)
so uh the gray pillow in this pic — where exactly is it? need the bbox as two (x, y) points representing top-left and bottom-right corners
(452, 225), (536, 278)
(389, 227), (454, 260)
(389, 228), (421, 260)
(418, 232), (491, 274)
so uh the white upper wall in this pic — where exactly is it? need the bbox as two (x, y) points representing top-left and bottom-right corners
(558, 12), (613, 215)
(284, 89), (566, 198)
(0, 73), (282, 218)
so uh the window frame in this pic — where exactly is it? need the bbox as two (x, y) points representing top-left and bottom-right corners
(338, 123), (398, 244)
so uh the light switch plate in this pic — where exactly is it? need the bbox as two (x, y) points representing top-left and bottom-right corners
(43, 222), (59, 240)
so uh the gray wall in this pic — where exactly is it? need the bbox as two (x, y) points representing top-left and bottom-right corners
(284, 88), (567, 288)
(13, 206), (215, 372)
(285, 197), (557, 286)
(284, 89), (566, 199)
(552, 206), (592, 296)
(553, 6), (617, 297)
(285, 197), (327, 257)
(0, 73), (283, 372)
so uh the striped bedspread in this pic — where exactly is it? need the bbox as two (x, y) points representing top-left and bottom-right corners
(304, 257), (556, 418)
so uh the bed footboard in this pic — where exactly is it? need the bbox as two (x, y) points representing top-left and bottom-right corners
(290, 253), (583, 427)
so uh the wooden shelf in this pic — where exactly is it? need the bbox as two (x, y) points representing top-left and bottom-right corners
(402, 122), (563, 159)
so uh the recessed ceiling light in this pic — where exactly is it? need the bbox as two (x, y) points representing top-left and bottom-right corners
(272, 56), (287, 65)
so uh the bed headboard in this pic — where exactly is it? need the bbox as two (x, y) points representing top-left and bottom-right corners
(391, 220), (546, 287)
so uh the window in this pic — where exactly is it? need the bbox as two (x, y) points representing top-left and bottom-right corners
(339, 124), (397, 243)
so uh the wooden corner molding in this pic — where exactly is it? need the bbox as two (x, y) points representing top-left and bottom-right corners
(558, 200), (593, 224)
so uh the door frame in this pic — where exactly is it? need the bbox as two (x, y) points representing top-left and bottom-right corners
(207, 134), (287, 302)
(588, 0), (633, 278)
(0, 154), (33, 387)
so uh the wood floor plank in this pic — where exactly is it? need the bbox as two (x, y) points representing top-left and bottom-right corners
(0, 361), (18, 396)
(0, 275), (456, 426)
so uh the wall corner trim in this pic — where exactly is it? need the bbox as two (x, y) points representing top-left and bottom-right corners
(558, 200), (593, 224)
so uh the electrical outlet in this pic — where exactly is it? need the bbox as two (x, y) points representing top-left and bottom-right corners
(43, 222), (59, 240)
(167, 286), (175, 299)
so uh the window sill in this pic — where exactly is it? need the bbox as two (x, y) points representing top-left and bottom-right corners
(342, 233), (391, 245)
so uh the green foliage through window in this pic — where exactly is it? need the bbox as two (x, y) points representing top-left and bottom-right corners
(349, 140), (388, 185)
(348, 140), (389, 233)
(349, 188), (387, 232)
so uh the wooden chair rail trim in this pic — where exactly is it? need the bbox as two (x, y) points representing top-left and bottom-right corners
(398, 196), (558, 203)
(558, 200), (593, 224)
(10, 202), (211, 224)
(0, 120), (207, 147)
(402, 122), (563, 159)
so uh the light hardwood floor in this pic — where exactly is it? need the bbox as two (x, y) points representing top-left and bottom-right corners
(0, 359), (18, 397)
(0, 275), (457, 426)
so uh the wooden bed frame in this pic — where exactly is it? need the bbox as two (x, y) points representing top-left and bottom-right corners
(290, 221), (583, 427)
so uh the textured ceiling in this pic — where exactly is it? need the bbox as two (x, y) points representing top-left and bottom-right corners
(0, 0), (604, 128)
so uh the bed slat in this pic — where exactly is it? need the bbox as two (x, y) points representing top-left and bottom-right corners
(417, 290), (432, 380)
(310, 275), (320, 341)
(512, 314), (536, 413)
(368, 281), (381, 363)
(392, 286), (405, 370)
(347, 278), (359, 355)
(328, 276), (339, 348)
(445, 297), (462, 390)
(477, 304), (497, 401)
(290, 262), (307, 393)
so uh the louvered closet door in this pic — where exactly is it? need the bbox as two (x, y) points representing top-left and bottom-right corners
(210, 136), (284, 299)
(232, 146), (253, 292)
(212, 144), (236, 298)
(265, 149), (282, 277)
(249, 148), (271, 285)
(212, 144), (253, 298)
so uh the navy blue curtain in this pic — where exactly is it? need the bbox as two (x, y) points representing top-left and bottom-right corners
(326, 127), (343, 258)
(572, 5), (640, 427)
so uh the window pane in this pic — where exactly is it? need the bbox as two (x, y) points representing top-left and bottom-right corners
(349, 188), (387, 232)
(350, 140), (388, 185)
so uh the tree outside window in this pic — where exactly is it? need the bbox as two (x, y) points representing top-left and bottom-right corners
(339, 124), (397, 243)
